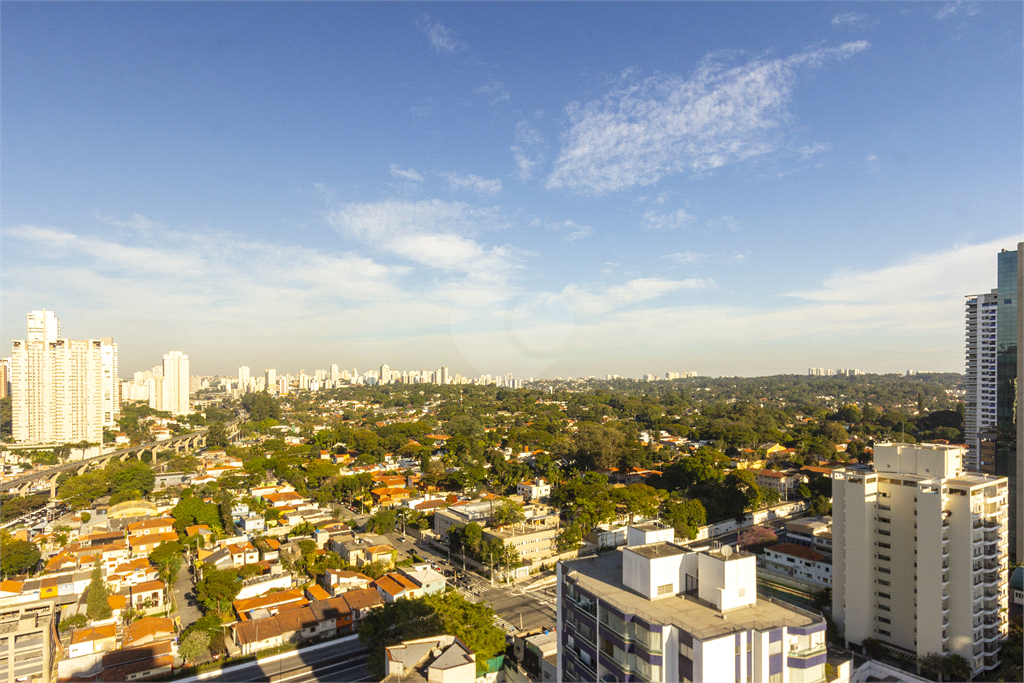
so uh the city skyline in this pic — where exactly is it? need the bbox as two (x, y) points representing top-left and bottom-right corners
(2, 3), (1021, 377)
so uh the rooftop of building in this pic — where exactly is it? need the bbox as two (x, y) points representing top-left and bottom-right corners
(626, 541), (688, 560)
(563, 550), (821, 640)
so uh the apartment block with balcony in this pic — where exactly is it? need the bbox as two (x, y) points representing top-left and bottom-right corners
(0, 599), (58, 683)
(832, 443), (1009, 677)
(556, 523), (828, 683)
(964, 290), (999, 471)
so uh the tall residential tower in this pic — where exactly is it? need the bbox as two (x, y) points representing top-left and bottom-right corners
(965, 290), (998, 471)
(832, 443), (1009, 677)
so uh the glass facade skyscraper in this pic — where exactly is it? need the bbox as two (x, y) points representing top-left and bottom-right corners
(996, 246), (1021, 561)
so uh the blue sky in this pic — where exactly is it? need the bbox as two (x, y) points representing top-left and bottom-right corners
(2, 2), (1021, 378)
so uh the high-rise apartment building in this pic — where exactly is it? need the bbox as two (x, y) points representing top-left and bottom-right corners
(238, 366), (250, 393)
(380, 364), (390, 385)
(161, 351), (190, 416)
(0, 358), (9, 399)
(832, 443), (1009, 677)
(11, 310), (105, 445)
(965, 290), (999, 471)
(265, 368), (276, 394)
(557, 524), (828, 683)
(99, 337), (119, 427)
(995, 246), (1022, 562)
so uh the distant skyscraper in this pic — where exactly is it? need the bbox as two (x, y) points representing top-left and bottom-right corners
(380, 364), (390, 385)
(441, 366), (450, 385)
(0, 358), (9, 399)
(832, 443), (1009, 677)
(238, 366), (250, 392)
(161, 352), (190, 416)
(996, 246), (1023, 561)
(11, 310), (104, 445)
(965, 289), (999, 471)
(99, 337), (119, 427)
(265, 368), (276, 394)
(330, 364), (339, 382)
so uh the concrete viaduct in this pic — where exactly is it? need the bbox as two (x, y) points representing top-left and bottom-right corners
(2, 419), (243, 499)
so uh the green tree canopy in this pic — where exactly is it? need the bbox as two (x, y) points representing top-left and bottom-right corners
(0, 532), (40, 578)
(86, 567), (112, 620)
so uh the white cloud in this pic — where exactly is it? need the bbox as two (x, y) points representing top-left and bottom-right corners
(390, 165), (424, 182)
(417, 15), (466, 54)
(665, 251), (705, 263)
(935, 2), (980, 20)
(546, 42), (869, 194)
(798, 142), (829, 159)
(707, 215), (741, 232)
(441, 172), (502, 196)
(642, 209), (695, 230)
(831, 12), (867, 26)
(326, 199), (515, 284)
(555, 220), (592, 242)
(563, 277), (712, 316)
(511, 120), (544, 180)
(96, 212), (161, 233)
(475, 79), (510, 105)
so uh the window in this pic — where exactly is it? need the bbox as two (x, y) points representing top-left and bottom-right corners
(657, 584), (673, 596)
(878, 617), (890, 624)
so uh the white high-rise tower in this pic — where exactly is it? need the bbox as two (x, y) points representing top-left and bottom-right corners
(162, 352), (190, 416)
(965, 290), (999, 471)
(11, 310), (104, 445)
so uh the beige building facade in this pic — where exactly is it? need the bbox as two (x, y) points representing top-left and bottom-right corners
(832, 443), (1009, 677)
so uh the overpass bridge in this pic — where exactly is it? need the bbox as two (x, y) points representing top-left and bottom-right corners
(1, 417), (244, 498)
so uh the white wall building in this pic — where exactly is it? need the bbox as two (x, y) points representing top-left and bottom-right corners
(832, 443), (1009, 676)
(11, 310), (105, 445)
(557, 523), (829, 683)
(964, 290), (998, 471)
(161, 352), (190, 416)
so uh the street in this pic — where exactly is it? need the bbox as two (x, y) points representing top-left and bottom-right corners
(210, 640), (369, 682)
(172, 562), (203, 632)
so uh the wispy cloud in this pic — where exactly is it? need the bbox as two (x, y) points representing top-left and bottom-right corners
(95, 212), (162, 233)
(665, 251), (705, 263)
(798, 142), (829, 160)
(475, 79), (510, 105)
(417, 15), (467, 54)
(563, 277), (712, 316)
(831, 12), (868, 26)
(546, 41), (869, 194)
(390, 165), (424, 182)
(707, 215), (740, 232)
(642, 209), (695, 231)
(326, 199), (515, 284)
(441, 172), (503, 196)
(511, 120), (544, 180)
(935, 2), (980, 20)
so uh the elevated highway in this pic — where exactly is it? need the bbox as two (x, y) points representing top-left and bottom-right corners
(1, 415), (244, 498)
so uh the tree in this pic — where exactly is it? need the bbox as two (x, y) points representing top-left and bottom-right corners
(572, 422), (626, 470)
(58, 471), (109, 510)
(810, 495), (832, 516)
(611, 484), (662, 523)
(0, 532), (40, 578)
(737, 526), (778, 550)
(490, 499), (526, 528)
(206, 423), (229, 448)
(86, 567), (112, 620)
(241, 392), (281, 422)
(366, 509), (397, 535)
(195, 568), (241, 618)
(81, 511), (91, 523)
(180, 630), (211, 663)
(359, 591), (506, 680)
(59, 613), (89, 632)
(149, 541), (184, 590)
(662, 499), (706, 540)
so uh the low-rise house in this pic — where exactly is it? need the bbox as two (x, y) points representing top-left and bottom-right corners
(235, 569), (294, 601)
(100, 641), (176, 682)
(752, 469), (808, 495)
(225, 542), (260, 568)
(759, 543), (832, 587)
(183, 524), (214, 542)
(256, 537), (280, 562)
(370, 487), (412, 508)
(516, 479), (551, 502)
(126, 518), (175, 538)
(263, 491), (305, 508)
(237, 514), (266, 534)
(383, 635), (477, 683)
(122, 616), (175, 648)
(68, 624), (117, 658)
(372, 573), (421, 603)
(129, 531), (179, 559)
(319, 569), (372, 596)
(233, 589), (307, 621)
(128, 580), (166, 609)
(397, 565), (445, 596)
(785, 516), (833, 556)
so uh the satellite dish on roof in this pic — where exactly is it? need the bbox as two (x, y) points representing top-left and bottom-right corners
(721, 545), (733, 558)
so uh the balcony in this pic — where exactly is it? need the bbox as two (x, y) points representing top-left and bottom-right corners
(941, 574), (950, 587)
(984, 642), (1001, 654)
(983, 600), (1001, 614)
(983, 545), (1001, 559)
(983, 628), (1003, 641)
(983, 572), (1001, 586)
